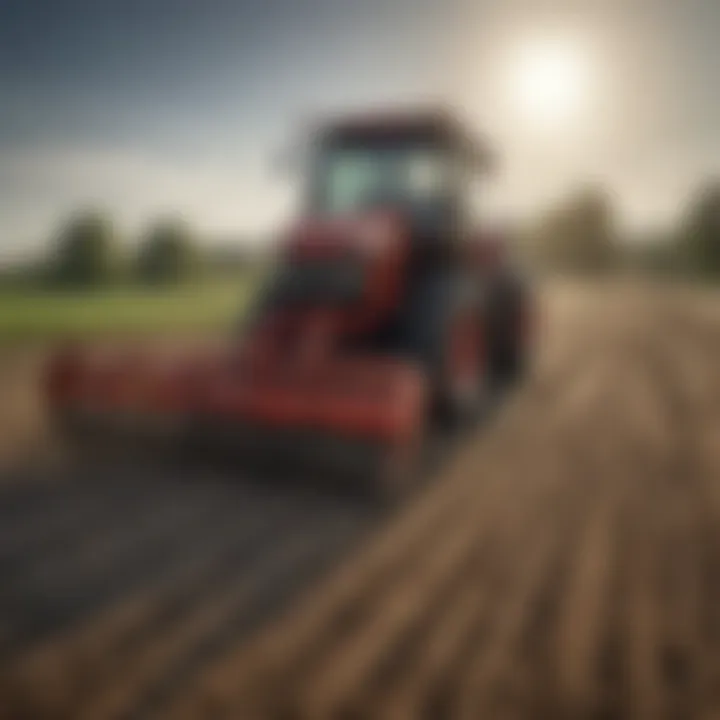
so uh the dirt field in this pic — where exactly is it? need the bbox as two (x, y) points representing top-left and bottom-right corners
(1, 282), (720, 719)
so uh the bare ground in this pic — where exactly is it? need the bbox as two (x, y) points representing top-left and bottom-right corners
(0, 282), (719, 719)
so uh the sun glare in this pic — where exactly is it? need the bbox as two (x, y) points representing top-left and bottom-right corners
(511, 38), (589, 128)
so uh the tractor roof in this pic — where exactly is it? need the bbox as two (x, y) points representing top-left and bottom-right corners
(318, 107), (495, 173)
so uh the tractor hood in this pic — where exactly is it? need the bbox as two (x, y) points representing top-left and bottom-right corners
(262, 211), (410, 344)
(283, 212), (405, 261)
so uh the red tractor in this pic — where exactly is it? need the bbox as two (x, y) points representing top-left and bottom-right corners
(46, 108), (532, 499)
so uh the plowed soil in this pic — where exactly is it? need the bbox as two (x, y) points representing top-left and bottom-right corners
(1, 282), (719, 719)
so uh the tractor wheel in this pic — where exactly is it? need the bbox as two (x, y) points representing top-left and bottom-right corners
(437, 310), (486, 429)
(394, 271), (487, 432)
(486, 274), (530, 389)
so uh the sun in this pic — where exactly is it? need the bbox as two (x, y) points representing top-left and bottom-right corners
(511, 38), (589, 128)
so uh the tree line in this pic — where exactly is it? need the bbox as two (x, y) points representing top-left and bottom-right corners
(47, 211), (200, 287)
(38, 210), (252, 289)
(9, 177), (720, 290)
(523, 178), (720, 281)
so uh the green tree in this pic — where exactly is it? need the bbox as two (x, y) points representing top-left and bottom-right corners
(136, 219), (201, 285)
(680, 180), (720, 279)
(49, 210), (119, 287)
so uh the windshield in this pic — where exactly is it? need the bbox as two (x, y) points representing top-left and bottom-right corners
(311, 143), (452, 217)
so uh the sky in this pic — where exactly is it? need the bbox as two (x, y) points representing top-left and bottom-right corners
(0, 0), (718, 257)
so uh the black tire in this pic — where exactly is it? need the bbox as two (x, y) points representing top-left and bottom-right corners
(395, 271), (486, 430)
(486, 273), (529, 388)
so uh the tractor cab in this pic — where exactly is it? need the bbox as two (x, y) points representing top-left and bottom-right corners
(261, 110), (494, 318)
(251, 110), (499, 360)
(305, 110), (493, 265)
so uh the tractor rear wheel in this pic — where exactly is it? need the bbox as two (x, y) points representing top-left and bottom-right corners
(395, 271), (487, 431)
(486, 273), (530, 388)
(437, 310), (486, 429)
